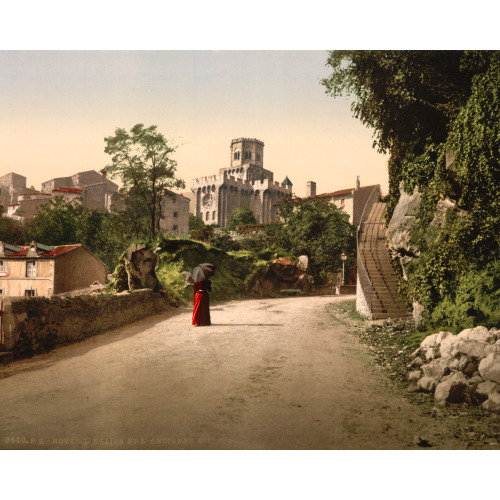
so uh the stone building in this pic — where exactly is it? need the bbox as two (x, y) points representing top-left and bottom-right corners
(191, 138), (293, 227)
(296, 177), (381, 228)
(159, 190), (190, 236)
(42, 170), (118, 211)
(0, 241), (106, 297)
(0, 173), (27, 213)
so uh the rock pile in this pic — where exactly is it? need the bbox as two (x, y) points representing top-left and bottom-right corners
(408, 326), (500, 412)
(250, 261), (311, 297)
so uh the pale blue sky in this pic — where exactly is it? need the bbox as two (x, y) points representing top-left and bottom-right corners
(1, 50), (389, 197)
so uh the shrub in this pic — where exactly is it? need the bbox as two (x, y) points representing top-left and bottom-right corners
(426, 261), (500, 332)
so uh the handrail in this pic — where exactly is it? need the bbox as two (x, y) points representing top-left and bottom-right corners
(356, 187), (380, 315)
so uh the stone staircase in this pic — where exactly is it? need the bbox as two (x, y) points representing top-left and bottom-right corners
(358, 202), (408, 320)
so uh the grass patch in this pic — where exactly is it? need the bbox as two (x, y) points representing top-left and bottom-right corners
(155, 237), (275, 304)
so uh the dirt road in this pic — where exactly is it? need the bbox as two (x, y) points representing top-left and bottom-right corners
(0, 295), (487, 450)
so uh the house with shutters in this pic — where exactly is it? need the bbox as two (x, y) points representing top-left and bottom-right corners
(0, 241), (106, 298)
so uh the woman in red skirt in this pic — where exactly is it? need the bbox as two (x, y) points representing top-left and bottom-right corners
(192, 279), (212, 326)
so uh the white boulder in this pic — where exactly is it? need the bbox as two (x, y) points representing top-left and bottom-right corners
(434, 372), (467, 404)
(418, 377), (438, 392)
(421, 359), (449, 380)
(477, 380), (500, 396)
(457, 326), (497, 344)
(478, 353), (500, 384)
(440, 336), (492, 360)
(482, 392), (500, 413)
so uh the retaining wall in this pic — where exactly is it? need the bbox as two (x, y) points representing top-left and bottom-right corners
(0, 290), (177, 358)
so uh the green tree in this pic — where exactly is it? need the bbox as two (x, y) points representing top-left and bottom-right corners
(0, 216), (24, 244)
(189, 213), (205, 231)
(23, 197), (82, 246)
(321, 50), (475, 155)
(321, 50), (500, 327)
(226, 206), (258, 230)
(103, 124), (185, 240)
(276, 198), (355, 283)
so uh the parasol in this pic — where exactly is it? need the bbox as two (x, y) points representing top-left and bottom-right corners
(192, 263), (215, 283)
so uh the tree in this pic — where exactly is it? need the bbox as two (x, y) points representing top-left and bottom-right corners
(276, 198), (355, 283)
(189, 213), (205, 231)
(0, 216), (24, 244)
(321, 50), (476, 155)
(23, 197), (82, 246)
(103, 124), (185, 240)
(226, 206), (258, 230)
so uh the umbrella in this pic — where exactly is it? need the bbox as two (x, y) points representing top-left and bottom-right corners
(192, 263), (215, 283)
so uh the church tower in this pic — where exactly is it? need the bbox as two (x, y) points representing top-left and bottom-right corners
(230, 138), (264, 170)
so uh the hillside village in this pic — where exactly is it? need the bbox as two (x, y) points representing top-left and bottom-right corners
(0, 49), (499, 457)
(1, 137), (386, 306)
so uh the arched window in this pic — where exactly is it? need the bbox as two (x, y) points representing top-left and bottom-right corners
(206, 212), (209, 221)
(248, 151), (252, 160)
(234, 151), (238, 160)
(212, 185), (216, 192)
(212, 211), (216, 220)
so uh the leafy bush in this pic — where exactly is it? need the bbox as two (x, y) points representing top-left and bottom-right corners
(226, 206), (257, 230)
(427, 261), (500, 331)
(154, 237), (273, 304)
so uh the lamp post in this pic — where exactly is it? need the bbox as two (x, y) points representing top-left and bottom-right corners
(341, 252), (347, 286)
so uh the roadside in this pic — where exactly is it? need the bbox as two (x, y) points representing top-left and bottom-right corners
(327, 299), (500, 449)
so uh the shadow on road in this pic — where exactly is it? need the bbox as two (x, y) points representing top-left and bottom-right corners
(211, 323), (284, 327)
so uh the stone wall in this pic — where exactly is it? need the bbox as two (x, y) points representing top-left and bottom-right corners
(0, 290), (176, 356)
(0, 173), (27, 212)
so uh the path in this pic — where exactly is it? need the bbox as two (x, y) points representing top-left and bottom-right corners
(0, 295), (468, 449)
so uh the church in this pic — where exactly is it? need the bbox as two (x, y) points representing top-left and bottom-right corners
(191, 138), (293, 227)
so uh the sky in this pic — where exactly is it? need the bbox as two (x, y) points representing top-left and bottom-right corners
(0, 50), (389, 198)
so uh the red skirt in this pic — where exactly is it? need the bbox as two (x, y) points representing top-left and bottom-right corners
(192, 284), (211, 326)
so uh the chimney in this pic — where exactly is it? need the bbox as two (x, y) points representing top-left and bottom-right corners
(306, 181), (316, 198)
(100, 170), (107, 179)
(356, 176), (360, 190)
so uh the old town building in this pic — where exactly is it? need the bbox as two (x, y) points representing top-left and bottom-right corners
(297, 177), (381, 227)
(191, 138), (293, 227)
(0, 241), (106, 298)
(159, 190), (190, 236)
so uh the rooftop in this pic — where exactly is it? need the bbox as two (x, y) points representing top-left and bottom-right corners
(2, 243), (81, 258)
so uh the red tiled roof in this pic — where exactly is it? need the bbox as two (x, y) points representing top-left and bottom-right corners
(7, 204), (20, 207)
(273, 185), (380, 205)
(8, 244), (81, 258)
(52, 187), (83, 194)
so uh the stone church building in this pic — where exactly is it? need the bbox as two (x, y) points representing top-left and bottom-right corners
(191, 138), (293, 227)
